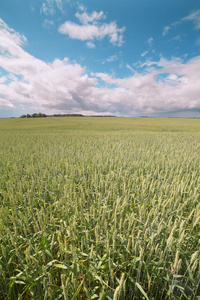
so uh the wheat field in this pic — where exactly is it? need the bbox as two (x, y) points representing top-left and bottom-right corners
(0, 117), (199, 299)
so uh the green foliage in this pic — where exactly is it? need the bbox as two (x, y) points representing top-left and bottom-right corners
(0, 117), (200, 299)
(53, 113), (83, 117)
(20, 113), (47, 118)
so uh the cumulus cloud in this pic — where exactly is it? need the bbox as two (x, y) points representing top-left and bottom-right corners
(1, 18), (200, 116)
(0, 18), (94, 112)
(59, 21), (125, 46)
(58, 9), (125, 47)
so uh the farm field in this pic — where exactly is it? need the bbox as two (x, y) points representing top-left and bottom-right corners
(0, 117), (200, 299)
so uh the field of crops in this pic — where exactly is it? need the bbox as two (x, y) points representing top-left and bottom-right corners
(0, 117), (200, 300)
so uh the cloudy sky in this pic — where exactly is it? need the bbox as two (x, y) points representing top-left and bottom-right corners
(1, 0), (200, 117)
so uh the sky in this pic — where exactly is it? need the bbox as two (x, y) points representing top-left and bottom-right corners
(0, 0), (200, 118)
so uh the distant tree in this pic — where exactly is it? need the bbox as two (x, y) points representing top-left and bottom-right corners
(37, 113), (47, 117)
(19, 113), (47, 118)
(53, 114), (83, 117)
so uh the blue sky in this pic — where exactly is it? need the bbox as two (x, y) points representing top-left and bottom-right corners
(0, 0), (200, 117)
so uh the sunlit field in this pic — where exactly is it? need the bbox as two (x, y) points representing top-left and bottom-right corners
(0, 117), (200, 299)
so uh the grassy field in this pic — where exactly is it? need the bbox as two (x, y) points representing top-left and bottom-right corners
(0, 117), (200, 299)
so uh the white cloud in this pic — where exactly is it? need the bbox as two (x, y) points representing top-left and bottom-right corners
(162, 26), (171, 36)
(182, 9), (200, 29)
(126, 64), (134, 72)
(78, 4), (85, 12)
(103, 55), (119, 63)
(40, 0), (64, 16)
(1, 19), (200, 116)
(163, 9), (200, 36)
(55, 0), (64, 13)
(58, 21), (125, 46)
(141, 50), (148, 57)
(0, 18), (27, 49)
(168, 74), (178, 81)
(94, 56), (200, 114)
(30, 5), (36, 12)
(58, 9), (125, 47)
(86, 41), (95, 49)
(147, 37), (153, 45)
(40, 2), (55, 16)
(172, 34), (182, 41)
(0, 98), (14, 108)
(140, 38), (154, 59)
(59, 22), (98, 40)
(43, 19), (55, 29)
(75, 11), (105, 25)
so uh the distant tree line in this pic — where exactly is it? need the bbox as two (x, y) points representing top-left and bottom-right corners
(20, 113), (47, 118)
(19, 113), (84, 118)
(53, 114), (83, 117)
